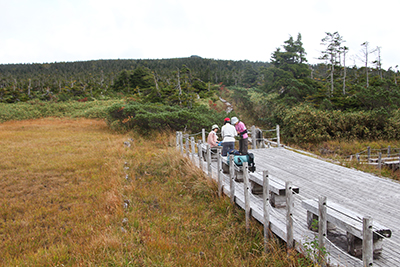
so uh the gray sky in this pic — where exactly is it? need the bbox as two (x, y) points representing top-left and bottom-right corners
(1, 0), (399, 70)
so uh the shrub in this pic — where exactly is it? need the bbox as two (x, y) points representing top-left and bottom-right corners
(106, 102), (228, 134)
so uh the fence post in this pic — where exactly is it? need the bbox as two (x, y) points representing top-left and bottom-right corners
(388, 145), (391, 158)
(176, 132), (179, 151)
(217, 149), (222, 197)
(206, 144), (212, 178)
(190, 137), (195, 162)
(251, 125), (256, 149)
(356, 153), (360, 163)
(362, 216), (373, 267)
(198, 141), (203, 171)
(263, 170), (270, 252)
(261, 130), (266, 148)
(202, 128), (206, 143)
(243, 162), (250, 232)
(185, 134), (189, 157)
(318, 196), (327, 267)
(276, 125), (280, 147)
(378, 152), (382, 169)
(229, 154), (235, 205)
(367, 146), (371, 163)
(286, 181), (293, 250)
(179, 132), (183, 155)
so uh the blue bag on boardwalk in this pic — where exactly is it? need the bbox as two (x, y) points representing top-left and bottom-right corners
(227, 152), (256, 173)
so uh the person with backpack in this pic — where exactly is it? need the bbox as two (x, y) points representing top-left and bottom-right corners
(231, 117), (248, 155)
(221, 117), (237, 156)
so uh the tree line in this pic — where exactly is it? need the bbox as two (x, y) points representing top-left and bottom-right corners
(1, 31), (399, 114)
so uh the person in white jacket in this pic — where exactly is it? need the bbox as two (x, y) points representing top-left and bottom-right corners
(221, 117), (237, 156)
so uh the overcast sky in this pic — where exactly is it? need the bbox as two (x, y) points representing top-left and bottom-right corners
(1, 0), (399, 70)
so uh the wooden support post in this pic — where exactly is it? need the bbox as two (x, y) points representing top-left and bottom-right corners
(217, 149), (222, 197)
(363, 216), (373, 267)
(367, 146), (371, 163)
(261, 130), (266, 148)
(206, 144), (212, 178)
(229, 154), (235, 205)
(263, 170), (270, 252)
(356, 153), (360, 163)
(388, 145), (391, 158)
(185, 134), (189, 157)
(243, 162), (250, 232)
(202, 128), (206, 143)
(198, 141), (203, 171)
(378, 152), (382, 169)
(179, 132), (183, 155)
(276, 125), (280, 147)
(251, 125), (256, 149)
(190, 137), (195, 162)
(176, 132), (179, 151)
(286, 181), (294, 249)
(318, 196), (327, 267)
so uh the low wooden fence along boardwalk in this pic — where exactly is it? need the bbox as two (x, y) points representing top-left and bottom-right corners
(349, 146), (400, 170)
(176, 127), (400, 267)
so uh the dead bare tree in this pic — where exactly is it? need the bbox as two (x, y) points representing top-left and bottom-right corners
(360, 41), (372, 87)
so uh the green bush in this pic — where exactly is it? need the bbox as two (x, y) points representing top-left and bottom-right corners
(105, 102), (228, 134)
(281, 105), (400, 143)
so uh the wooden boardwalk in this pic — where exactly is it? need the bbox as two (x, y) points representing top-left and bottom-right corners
(193, 146), (400, 267)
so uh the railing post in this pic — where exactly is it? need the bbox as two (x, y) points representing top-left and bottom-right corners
(176, 132), (179, 151)
(251, 125), (256, 149)
(229, 154), (235, 205)
(179, 132), (183, 155)
(217, 149), (222, 197)
(190, 137), (195, 162)
(260, 130), (266, 148)
(388, 145), (391, 158)
(367, 146), (371, 163)
(185, 134), (189, 157)
(206, 144), (212, 178)
(318, 196), (327, 267)
(202, 128), (206, 143)
(263, 170), (270, 252)
(198, 141), (203, 171)
(276, 125), (280, 147)
(362, 216), (373, 267)
(378, 152), (382, 169)
(286, 181), (293, 250)
(356, 153), (360, 163)
(243, 162), (250, 232)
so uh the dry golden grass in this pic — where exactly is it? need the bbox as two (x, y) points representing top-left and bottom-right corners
(0, 118), (307, 266)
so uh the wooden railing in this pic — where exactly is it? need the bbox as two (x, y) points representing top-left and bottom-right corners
(174, 130), (393, 267)
(350, 146), (400, 170)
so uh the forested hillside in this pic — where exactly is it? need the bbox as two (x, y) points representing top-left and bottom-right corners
(0, 57), (269, 103)
(1, 32), (399, 143)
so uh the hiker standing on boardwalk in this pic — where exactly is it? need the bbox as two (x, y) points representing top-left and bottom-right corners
(231, 117), (248, 155)
(221, 118), (237, 156)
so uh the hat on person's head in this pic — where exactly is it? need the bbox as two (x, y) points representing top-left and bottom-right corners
(231, 117), (239, 125)
(224, 117), (230, 122)
(212, 124), (219, 130)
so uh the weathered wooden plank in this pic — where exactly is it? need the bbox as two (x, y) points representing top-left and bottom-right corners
(193, 146), (400, 267)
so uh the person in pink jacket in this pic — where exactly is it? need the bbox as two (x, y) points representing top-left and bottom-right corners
(207, 124), (219, 148)
(231, 117), (248, 155)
